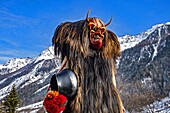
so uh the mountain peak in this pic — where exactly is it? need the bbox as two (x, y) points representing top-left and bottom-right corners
(0, 57), (32, 75)
(151, 22), (170, 29)
(34, 46), (55, 63)
(118, 22), (170, 51)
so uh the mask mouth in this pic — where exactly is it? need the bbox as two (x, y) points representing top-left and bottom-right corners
(93, 35), (101, 42)
(90, 34), (104, 50)
(91, 33), (104, 43)
(91, 34), (104, 43)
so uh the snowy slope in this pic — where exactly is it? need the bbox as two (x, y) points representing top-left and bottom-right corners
(118, 22), (170, 112)
(142, 94), (170, 113)
(0, 46), (60, 101)
(34, 46), (55, 63)
(17, 101), (43, 113)
(118, 22), (170, 51)
(16, 94), (170, 113)
(0, 58), (32, 75)
(118, 35), (142, 51)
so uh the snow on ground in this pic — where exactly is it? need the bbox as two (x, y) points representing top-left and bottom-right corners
(142, 93), (170, 113)
(151, 27), (162, 62)
(17, 101), (43, 113)
(17, 94), (170, 113)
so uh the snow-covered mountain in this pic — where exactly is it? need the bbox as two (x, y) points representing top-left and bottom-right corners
(0, 46), (60, 102)
(0, 22), (170, 112)
(0, 58), (32, 75)
(117, 22), (170, 112)
(119, 22), (170, 51)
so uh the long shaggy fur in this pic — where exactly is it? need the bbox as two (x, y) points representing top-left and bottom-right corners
(52, 19), (123, 113)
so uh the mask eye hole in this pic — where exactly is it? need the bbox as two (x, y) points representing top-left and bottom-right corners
(100, 27), (106, 34)
(92, 26), (97, 31)
(89, 23), (96, 31)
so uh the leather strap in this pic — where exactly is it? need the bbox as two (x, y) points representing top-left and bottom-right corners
(46, 57), (67, 92)
(57, 57), (67, 73)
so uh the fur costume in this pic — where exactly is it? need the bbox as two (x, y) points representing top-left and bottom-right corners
(52, 11), (124, 113)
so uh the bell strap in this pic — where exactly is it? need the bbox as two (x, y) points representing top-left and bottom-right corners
(47, 57), (67, 92)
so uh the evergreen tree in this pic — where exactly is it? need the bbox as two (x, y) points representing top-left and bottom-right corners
(0, 101), (5, 113)
(2, 84), (20, 113)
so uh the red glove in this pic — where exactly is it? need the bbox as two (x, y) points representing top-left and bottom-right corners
(43, 91), (67, 113)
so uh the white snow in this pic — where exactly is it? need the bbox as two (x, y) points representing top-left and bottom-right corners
(141, 77), (152, 85)
(0, 78), (7, 84)
(151, 27), (162, 61)
(119, 22), (170, 52)
(0, 58), (32, 75)
(17, 101), (43, 113)
(0, 47), (57, 99)
(118, 35), (141, 51)
(143, 94), (170, 113)
(165, 22), (170, 25)
(137, 45), (152, 63)
(17, 93), (170, 113)
(34, 46), (55, 63)
(20, 61), (45, 88)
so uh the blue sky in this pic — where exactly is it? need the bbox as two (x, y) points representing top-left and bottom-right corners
(0, 0), (170, 64)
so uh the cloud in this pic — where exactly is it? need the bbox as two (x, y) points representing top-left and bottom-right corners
(0, 2), (51, 64)
(0, 49), (38, 58)
(0, 38), (18, 47)
(0, 9), (33, 28)
(0, 50), (19, 57)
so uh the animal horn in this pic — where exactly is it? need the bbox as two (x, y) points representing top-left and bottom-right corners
(86, 9), (91, 23)
(105, 17), (112, 26)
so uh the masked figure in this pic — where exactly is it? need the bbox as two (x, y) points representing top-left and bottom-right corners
(50, 10), (124, 113)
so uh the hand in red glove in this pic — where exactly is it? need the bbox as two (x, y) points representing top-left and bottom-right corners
(43, 91), (67, 113)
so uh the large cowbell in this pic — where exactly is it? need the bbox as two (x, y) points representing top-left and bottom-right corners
(50, 69), (78, 98)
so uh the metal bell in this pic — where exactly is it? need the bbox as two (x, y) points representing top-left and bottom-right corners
(50, 69), (78, 98)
